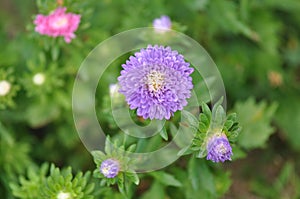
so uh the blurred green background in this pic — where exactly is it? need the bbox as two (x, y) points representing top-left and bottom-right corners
(1, 0), (300, 198)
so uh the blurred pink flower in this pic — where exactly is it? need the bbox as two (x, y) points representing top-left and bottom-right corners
(34, 7), (81, 43)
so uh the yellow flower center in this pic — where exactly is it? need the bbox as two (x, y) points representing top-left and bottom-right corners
(146, 70), (165, 92)
(101, 167), (109, 175)
(52, 17), (68, 29)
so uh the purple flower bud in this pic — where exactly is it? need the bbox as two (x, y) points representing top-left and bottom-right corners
(153, 15), (172, 32)
(206, 133), (233, 163)
(100, 159), (120, 178)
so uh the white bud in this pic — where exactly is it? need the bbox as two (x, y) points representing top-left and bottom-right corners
(0, 80), (11, 96)
(57, 192), (71, 199)
(33, 73), (45, 85)
(109, 83), (119, 97)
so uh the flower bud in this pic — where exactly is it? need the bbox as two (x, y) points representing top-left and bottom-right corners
(100, 159), (120, 178)
(206, 133), (233, 163)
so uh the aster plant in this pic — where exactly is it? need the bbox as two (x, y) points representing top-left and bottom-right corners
(91, 136), (139, 198)
(34, 7), (81, 43)
(178, 98), (241, 163)
(118, 45), (194, 120)
(10, 163), (95, 199)
(0, 68), (19, 109)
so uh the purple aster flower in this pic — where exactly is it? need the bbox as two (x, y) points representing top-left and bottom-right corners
(206, 133), (233, 163)
(100, 159), (120, 178)
(153, 15), (172, 32)
(118, 45), (194, 120)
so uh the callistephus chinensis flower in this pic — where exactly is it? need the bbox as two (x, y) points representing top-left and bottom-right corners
(100, 159), (120, 178)
(206, 133), (233, 163)
(118, 45), (194, 120)
(0, 80), (11, 96)
(34, 7), (81, 43)
(33, 73), (46, 85)
(153, 15), (172, 32)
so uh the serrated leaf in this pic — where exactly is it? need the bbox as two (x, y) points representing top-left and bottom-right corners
(234, 98), (277, 149)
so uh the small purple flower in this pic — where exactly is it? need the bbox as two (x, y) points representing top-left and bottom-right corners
(118, 45), (194, 120)
(206, 133), (233, 163)
(153, 15), (172, 32)
(100, 159), (120, 178)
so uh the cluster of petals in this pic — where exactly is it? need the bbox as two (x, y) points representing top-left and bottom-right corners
(153, 15), (172, 32)
(34, 7), (81, 43)
(118, 45), (194, 120)
(100, 159), (120, 178)
(206, 133), (233, 163)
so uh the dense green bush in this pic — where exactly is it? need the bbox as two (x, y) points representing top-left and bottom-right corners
(1, 0), (300, 198)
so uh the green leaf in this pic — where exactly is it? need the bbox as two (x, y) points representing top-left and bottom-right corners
(140, 181), (165, 199)
(181, 110), (199, 130)
(126, 171), (140, 185)
(211, 105), (226, 130)
(150, 171), (182, 187)
(51, 45), (60, 61)
(234, 98), (277, 149)
(126, 144), (137, 153)
(104, 136), (113, 155)
(275, 95), (300, 151)
(91, 151), (106, 165)
(159, 126), (168, 141)
(188, 158), (216, 196)
(201, 102), (212, 122)
(199, 113), (210, 127)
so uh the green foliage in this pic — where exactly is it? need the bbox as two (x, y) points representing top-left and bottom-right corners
(170, 158), (232, 199)
(1, 0), (300, 198)
(275, 95), (300, 151)
(10, 163), (94, 199)
(178, 99), (241, 158)
(0, 123), (33, 199)
(251, 162), (300, 199)
(0, 68), (19, 109)
(149, 171), (182, 187)
(91, 136), (139, 198)
(234, 98), (278, 149)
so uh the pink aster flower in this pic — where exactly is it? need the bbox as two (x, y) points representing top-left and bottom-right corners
(34, 7), (81, 43)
